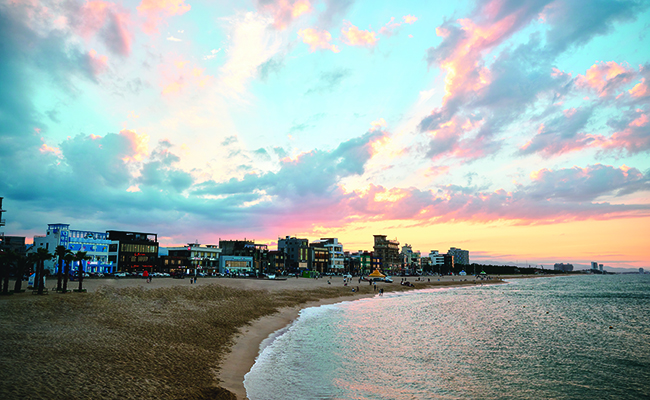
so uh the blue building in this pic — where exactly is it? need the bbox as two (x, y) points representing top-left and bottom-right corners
(219, 255), (254, 275)
(32, 224), (115, 274)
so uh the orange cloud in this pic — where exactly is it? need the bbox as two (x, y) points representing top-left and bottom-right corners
(403, 15), (417, 24)
(576, 61), (635, 97)
(341, 23), (378, 47)
(260, 0), (312, 30)
(119, 129), (149, 162)
(160, 58), (213, 96)
(137, 0), (191, 34)
(39, 143), (61, 156)
(629, 80), (649, 98)
(298, 28), (340, 53)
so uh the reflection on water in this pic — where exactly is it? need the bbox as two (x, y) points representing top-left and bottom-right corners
(244, 275), (650, 399)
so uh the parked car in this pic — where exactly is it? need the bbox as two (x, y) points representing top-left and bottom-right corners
(114, 272), (127, 278)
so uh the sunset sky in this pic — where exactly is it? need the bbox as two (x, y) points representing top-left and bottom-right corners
(1, 0), (649, 270)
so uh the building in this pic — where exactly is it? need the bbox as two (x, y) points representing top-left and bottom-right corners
(373, 235), (400, 272)
(267, 250), (287, 274)
(31, 224), (114, 274)
(308, 242), (329, 273)
(164, 243), (221, 275)
(0, 236), (26, 258)
(107, 230), (158, 273)
(347, 250), (372, 276)
(401, 244), (421, 272)
(448, 247), (469, 265)
(277, 236), (309, 271)
(443, 253), (455, 274)
(311, 238), (344, 273)
(590, 261), (599, 270)
(640, 268), (645, 274)
(219, 255), (254, 275)
(554, 263), (574, 272)
(219, 239), (269, 275)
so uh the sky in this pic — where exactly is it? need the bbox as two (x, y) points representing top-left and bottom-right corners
(1, 0), (649, 270)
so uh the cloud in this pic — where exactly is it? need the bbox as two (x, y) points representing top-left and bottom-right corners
(219, 12), (283, 95)
(257, 0), (312, 30)
(418, 0), (649, 162)
(298, 28), (340, 52)
(316, 0), (355, 29)
(575, 61), (636, 97)
(77, 0), (133, 56)
(519, 107), (600, 156)
(379, 15), (418, 37)
(305, 68), (351, 94)
(137, 0), (191, 34)
(602, 109), (650, 155)
(340, 22), (378, 47)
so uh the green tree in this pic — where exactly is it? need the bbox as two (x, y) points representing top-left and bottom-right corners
(54, 245), (71, 292)
(74, 251), (90, 292)
(61, 253), (74, 294)
(34, 247), (54, 295)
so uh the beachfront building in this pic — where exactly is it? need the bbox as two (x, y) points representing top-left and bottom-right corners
(219, 255), (254, 275)
(107, 230), (159, 273)
(267, 250), (286, 275)
(347, 251), (372, 276)
(278, 236), (309, 271)
(448, 247), (470, 266)
(311, 238), (344, 274)
(401, 244), (422, 273)
(373, 235), (400, 273)
(308, 242), (329, 274)
(165, 243), (222, 276)
(554, 263), (574, 272)
(0, 236), (26, 258)
(32, 224), (115, 274)
(219, 239), (269, 275)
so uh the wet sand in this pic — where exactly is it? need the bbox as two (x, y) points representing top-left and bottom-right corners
(0, 275), (508, 399)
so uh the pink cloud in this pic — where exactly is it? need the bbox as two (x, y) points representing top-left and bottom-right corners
(119, 129), (149, 162)
(602, 112), (650, 155)
(341, 23), (378, 47)
(298, 28), (340, 53)
(88, 49), (108, 75)
(137, 0), (191, 34)
(77, 1), (132, 55)
(575, 61), (636, 97)
(629, 79), (649, 98)
(259, 0), (312, 30)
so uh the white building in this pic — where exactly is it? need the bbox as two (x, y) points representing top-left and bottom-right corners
(312, 238), (344, 272)
(429, 250), (445, 267)
(31, 224), (116, 274)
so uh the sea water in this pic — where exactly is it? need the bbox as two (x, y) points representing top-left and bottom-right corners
(243, 275), (650, 399)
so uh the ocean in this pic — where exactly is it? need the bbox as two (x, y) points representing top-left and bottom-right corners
(243, 275), (650, 399)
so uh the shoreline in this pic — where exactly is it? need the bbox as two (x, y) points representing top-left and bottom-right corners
(218, 278), (507, 400)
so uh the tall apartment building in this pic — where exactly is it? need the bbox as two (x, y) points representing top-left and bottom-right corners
(448, 247), (470, 265)
(373, 235), (400, 272)
(278, 236), (309, 270)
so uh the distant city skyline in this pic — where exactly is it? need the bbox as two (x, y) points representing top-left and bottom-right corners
(1, 0), (649, 270)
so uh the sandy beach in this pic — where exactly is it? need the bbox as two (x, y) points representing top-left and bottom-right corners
(0, 275), (506, 399)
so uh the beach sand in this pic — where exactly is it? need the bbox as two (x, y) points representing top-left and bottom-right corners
(0, 275), (505, 399)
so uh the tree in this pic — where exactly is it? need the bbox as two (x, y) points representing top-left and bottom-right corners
(61, 253), (74, 294)
(13, 253), (37, 293)
(34, 247), (54, 295)
(74, 251), (90, 293)
(0, 249), (18, 295)
(54, 245), (71, 292)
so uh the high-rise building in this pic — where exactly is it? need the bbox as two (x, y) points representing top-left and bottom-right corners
(278, 236), (309, 270)
(448, 247), (469, 265)
(373, 235), (400, 272)
(554, 263), (574, 272)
